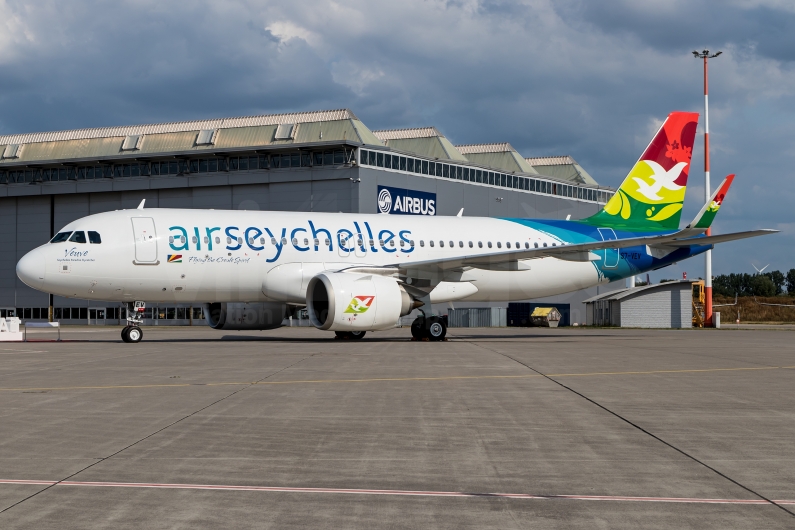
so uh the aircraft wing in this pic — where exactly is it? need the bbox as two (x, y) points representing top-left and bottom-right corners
(390, 229), (778, 273)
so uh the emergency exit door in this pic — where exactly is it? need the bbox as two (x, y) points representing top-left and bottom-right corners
(132, 217), (158, 264)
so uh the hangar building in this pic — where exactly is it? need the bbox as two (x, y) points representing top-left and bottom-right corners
(0, 109), (616, 325)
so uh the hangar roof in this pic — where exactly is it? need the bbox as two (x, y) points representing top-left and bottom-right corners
(526, 155), (598, 186)
(455, 143), (539, 174)
(583, 280), (694, 303)
(0, 109), (384, 166)
(372, 127), (468, 162)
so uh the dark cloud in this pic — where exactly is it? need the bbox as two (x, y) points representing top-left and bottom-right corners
(0, 0), (792, 275)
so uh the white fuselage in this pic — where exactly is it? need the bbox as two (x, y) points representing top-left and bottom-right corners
(17, 209), (607, 305)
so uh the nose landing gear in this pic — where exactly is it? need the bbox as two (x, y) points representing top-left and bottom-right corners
(121, 301), (146, 343)
(121, 325), (143, 343)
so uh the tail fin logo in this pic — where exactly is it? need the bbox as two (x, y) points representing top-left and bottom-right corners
(584, 111), (699, 231)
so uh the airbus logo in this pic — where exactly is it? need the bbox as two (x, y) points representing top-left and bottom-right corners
(377, 188), (392, 213)
(377, 185), (436, 216)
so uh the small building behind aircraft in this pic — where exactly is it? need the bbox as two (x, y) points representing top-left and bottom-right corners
(584, 281), (694, 328)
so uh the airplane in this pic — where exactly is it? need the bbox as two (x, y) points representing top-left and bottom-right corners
(15, 111), (776, 343)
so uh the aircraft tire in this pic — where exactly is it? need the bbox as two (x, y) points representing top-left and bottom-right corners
(127, 326), (143, 343)
(121, 326), (131, 343)
(426, 316), (447, 341)
(349, 330), (366, 340)
(410, 317), (427, 339)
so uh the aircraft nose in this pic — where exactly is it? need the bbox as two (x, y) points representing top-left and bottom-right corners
(16, 249), (46, 290)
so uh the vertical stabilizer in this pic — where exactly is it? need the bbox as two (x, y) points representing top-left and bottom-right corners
(582, 112), (699, 231)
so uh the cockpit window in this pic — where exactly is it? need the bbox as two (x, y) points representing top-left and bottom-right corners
(69, 231), (87, 243)
(50, 232), (72, 243)
(88, 231), (102, 244)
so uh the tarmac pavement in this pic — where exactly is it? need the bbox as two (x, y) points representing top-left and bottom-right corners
(0, 325), (793, 529)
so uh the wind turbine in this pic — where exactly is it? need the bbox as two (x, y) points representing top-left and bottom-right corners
(752, 263), (770, 274)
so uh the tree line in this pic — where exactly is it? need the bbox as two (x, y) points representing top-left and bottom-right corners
(712, 270), (795, 297)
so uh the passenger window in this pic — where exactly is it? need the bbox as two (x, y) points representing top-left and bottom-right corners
(88, 231), (101, 244)
(409, 240), (415, 247)
(50, 232), (72, 243)
(516, 242), (520, 248)
(506, 242), (511, 249)
(487, 242), (492, 248)
(314, 238), (319, 246)
(449, 241), (454, 247)
(399, 240), (405, 247)
(469, 242), (473, 248)
(429, 241), (434, 247)
(440, 241), (444, 248)
(534, 242), (539, 248)
(192, 236), (198, 244)
(215, 237), (220, 244)
(525, 242), (530, 249)
(271, 238), (277, 245)
(497, 242), (502, 249)
(324, 239), (330, 246)
(419, 240), (423, 247)
(261, 238), (266, 245)
(304, 238), (309, 246)
(69, 231), (87, 243)
(478, 242), (482, 248)
(389, 240), (395, 247)
(543, 242), (547, 247)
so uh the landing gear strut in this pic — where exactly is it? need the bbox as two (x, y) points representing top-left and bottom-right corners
(121, 301), (145, 343)
(411, 315), (447, 341)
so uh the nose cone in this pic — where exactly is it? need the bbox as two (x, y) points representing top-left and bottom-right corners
(17, 249), (46, 290)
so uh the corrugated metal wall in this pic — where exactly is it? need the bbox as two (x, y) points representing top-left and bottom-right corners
(619, 284), (691, 328)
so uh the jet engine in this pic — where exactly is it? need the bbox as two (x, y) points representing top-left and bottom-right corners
(306, 272), (415, 331)
(204, 302), (288, 330)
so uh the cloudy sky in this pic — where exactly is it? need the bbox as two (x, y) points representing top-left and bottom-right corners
(1, 0), (793, 278)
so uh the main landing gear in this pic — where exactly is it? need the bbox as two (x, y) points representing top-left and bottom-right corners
(335, 330), (366, 340)
(411, 315), (447, 341)
(121, 301), (145, 343)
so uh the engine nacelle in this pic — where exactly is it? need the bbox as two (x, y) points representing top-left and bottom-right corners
(204, 302), (288, 330)
(306, 272), (413, 331)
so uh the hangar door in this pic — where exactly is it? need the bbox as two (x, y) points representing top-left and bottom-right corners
(131, 217), (158, 263)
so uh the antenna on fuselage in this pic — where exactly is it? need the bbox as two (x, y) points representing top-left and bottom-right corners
(137, 199), (145, 210)
(456, 208), (464, 217)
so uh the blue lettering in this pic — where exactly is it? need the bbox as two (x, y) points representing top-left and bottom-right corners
(291, 227), (309, 251)
(364, 222), (377, 252)
(225, 227), (242, 250)
(264, 227), (287, 263)
(379, 230), (396, 253)
(245, 227), (264, 251)
(337, 229), (353, 252)
(205, 227), (221, 250)
(399, 230), (414, 253)
(309, 221), (333, 251)
(169, 226), (189, 251)
(193, 227), (201, 251)
(353, 222), (366, 252)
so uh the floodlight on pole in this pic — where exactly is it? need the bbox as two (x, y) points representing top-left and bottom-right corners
(693, 49), (722, 327)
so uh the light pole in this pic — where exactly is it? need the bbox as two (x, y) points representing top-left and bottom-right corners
(693, 49), (721, 327)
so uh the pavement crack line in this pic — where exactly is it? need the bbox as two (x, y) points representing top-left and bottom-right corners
(0, 354), (314, 515)
(472, 342), (795, 518)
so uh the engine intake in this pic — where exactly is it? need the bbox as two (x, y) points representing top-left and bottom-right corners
(307, 272), (413, 331)
(204, 302), (288, 330)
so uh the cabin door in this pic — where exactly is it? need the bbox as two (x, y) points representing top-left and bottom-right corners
(131, 217), (159, 264)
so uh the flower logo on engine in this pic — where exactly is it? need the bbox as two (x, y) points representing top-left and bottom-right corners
(344, 296), (375, 314)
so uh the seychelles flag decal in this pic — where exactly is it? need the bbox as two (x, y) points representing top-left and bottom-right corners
(167, 254), (182, 263)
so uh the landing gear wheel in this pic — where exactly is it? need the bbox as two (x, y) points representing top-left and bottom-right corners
(121, 326), (131, 343)
(335, 331), (366, 340)
(426, 316), (447, 341)
(411, 317), (427, 340)
(126, 326), (143, 343)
